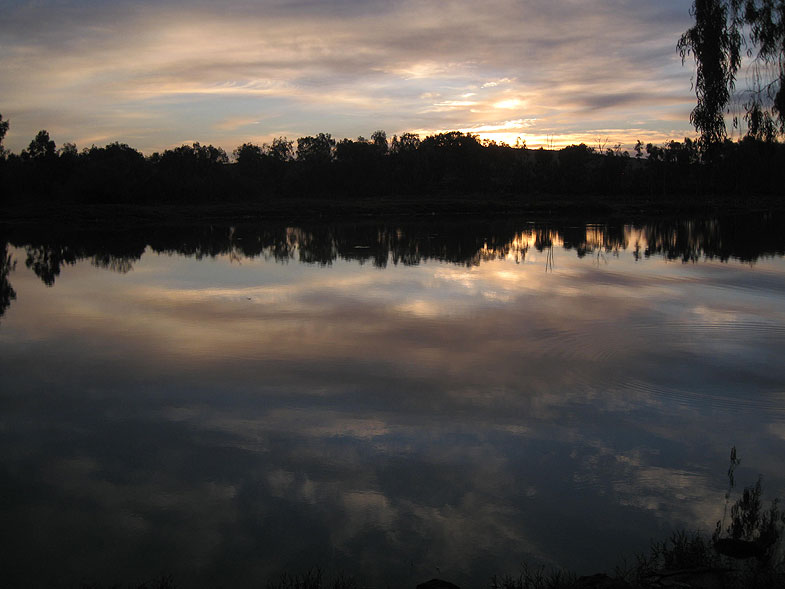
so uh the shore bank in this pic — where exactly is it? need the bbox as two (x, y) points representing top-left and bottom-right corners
(2, 193), (784, 229)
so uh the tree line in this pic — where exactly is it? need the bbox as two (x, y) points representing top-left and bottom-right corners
(1, 118), (783, 205)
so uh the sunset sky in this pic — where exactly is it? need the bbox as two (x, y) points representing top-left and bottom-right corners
(1, 1), (705, 154)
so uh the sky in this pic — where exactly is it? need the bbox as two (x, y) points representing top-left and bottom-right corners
(0, 0), (702, 154)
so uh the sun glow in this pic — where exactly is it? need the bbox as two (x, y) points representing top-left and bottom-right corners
(493, 98), (523, 109)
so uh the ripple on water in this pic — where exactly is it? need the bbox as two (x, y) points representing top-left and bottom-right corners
(621, 378), (785, 418)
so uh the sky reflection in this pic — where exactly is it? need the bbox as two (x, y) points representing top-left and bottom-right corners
(1, 223), (785, 587)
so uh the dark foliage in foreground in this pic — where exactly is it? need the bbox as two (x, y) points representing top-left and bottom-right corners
(266, 568), (358, 589)
(680, 1), (785, 145)
(1, 124), (784, 206)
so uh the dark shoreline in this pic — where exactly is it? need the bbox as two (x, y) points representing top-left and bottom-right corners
(2, 192), (784, 229)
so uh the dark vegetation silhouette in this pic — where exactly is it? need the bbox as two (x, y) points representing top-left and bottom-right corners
(0, 112), (9, 158)
(629, 448), (785, 589)
(712, 447), (785, 563)
(680, 0), (785, 146)
(266, 568), (358, 589)
(1, 119), (784, 208)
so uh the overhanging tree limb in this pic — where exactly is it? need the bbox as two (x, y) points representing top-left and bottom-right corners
(680, 1), (785, 144)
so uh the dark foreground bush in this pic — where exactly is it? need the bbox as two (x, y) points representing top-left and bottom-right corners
(266, 568), (358, 589)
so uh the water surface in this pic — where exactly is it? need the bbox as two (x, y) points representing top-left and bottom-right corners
(1, 216), (785, 587)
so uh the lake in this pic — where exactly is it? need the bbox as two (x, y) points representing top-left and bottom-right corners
(1, 215), (785, 588)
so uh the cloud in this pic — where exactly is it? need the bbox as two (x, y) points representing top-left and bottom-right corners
(571, 91), (687, 112)
(0, 0), (700, 152)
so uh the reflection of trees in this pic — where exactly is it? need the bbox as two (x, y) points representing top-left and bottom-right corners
(91, 253), (136, 274)
(637, 217), (785, 263)
(6, 214), (785, 289)
(22, 231), (147, 286)
(25, 244), (79, 286)
(0, 242), (16, 320)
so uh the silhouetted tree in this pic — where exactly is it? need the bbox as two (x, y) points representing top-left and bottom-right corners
(390, 132), (420, 154)
(557, 143), (595, 192)
(146, 142), (230, 202)
(743, 0), (785, 137)
(234, 142), (266, 169)
(296, 133), (334, 165)
(268, 137), (294, 162)
(58, 142), (78, 159)
(679, 0), (742, 147)
(22, 130), (56, 161)
(13, 130), (60, 197)
(680, 1), (785, 145)
(419, 131), (486, 190)
(0, 113), (8, 158)
(158, 143), (227, 179)
(371, 130), (388, 155)
(162, 143), (227, 168)
(233, 141), (291, 192)
(78, 142), (147, 202)
(334, 138), (374, 164)
(331, 135), (392, 196)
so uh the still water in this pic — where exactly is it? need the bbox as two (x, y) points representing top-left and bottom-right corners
(1, 216), (785, 587)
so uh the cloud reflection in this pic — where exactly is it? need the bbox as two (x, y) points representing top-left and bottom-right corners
(2, 224), (785, 586)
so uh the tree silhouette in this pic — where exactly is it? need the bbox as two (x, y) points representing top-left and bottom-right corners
(390, 132), (420, 154)
(743, 0), (785, 138)
(334, 137), (376, 164)
(23, 130), (56, 161)
(59, 142), (78, 159)
(0, 113), (8, 158)
(296, 133), (335, 165)
(159, 142), (227, 175)
(371, 130), (388, 155)
(268, 137), (294, 162)
(680, 1), (785, 145)
(0, 122), (783, 201)
(79, 142), (147, 202)
(678, 0), (742, 147)
(234, 142), (266, 169)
